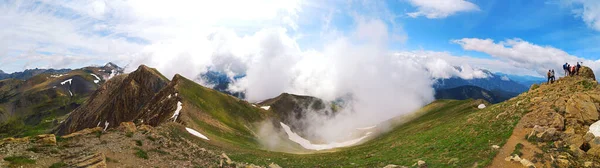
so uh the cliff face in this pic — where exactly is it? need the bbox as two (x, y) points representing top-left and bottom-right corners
(56, 65), (169, 135)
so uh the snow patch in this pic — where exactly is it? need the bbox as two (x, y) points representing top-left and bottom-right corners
(91, 74), (101, 84)
(171, 101), (183, 122)
(97, 121), (101, 127)
(60, 79), (72, 85)
(167, 94), (172, 99)
(251, 104), (257, 107)
(50, 74), (65, 78)
(186, 127), (209, 140)
(478, 104), (486, 109)
(589, 121), (600, 137)
(260, 106), (271, 110)
(107, 70), (117, 80)
(280, 122), (371, 151)
(356, 125), (377, 130)
(103, 121), (109, 131)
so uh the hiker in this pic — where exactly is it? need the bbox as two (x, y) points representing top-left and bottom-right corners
(551, 69), (556, 83)
(571, 65), (576, 76)
(547, 70), (552, 84)
(576, 62), (582, 75)
(563, 63), (569, 76)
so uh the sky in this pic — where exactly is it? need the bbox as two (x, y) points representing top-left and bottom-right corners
(3, 0), (600, 144)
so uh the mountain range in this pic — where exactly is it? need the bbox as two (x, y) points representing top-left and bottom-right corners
(1, 64), (599, 167)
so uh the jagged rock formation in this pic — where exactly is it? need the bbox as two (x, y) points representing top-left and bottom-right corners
(56, 65), (170, 135)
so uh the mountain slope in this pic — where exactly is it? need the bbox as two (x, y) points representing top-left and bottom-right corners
(434, 85), (515, 103)
(0, 68), (108, 138)
(56, 65), (169, 135)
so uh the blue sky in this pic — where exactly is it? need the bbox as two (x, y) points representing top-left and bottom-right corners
(1, 0), (600, 80)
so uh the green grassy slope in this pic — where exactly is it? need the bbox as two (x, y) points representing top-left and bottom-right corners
(172, 98), (526, 168)
(176, 76), (273, 149)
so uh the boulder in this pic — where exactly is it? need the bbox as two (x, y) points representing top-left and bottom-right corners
(522, 111), (565, 130)
(520, 159), (535, 168)
(62, 127), (103, 139)
(119, 122), (136, 133)
(66, 152), (107, 168)
(417, 160), (427, 168)
(137, 124), (153, 133)
(585, 161), (593, 167)
(221, 153), (232, 165)
(578, 66), (596, 81)
(0, 137), (30, 145)
(565, 94), (599, 125)
(269, 163), (282, 168)
(35, 134), (57, 145)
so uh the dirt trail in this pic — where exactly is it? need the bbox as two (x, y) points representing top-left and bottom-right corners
(488, 122), (543, 168)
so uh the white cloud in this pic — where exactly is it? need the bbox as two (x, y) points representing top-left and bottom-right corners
(452, 38), (600, 77)
(565, 0), (600, 31)
(406, 0), (480, 19)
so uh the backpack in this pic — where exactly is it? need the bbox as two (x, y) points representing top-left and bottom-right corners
(563, 64), (567, 69)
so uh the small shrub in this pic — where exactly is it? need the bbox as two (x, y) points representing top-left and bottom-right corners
(26, 146), (42, 153)
(3, 155), (36, 165)
(149, 148), (169, 155)
(146, 135), (157, 141)
(511, 143), (524, 156)
(106, 157), (119, 163)
(125, 132), (134, 138)
(134, 148), (148, 159)
(135, 140), (143, 146)
(49, 161), (68, 168)
(94, 130), (103, 138)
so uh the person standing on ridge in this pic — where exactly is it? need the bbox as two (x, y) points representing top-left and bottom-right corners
(577, 62), (582, 75)
(551, 69), (555, 83)
(547, 70), (552, 84)
(563, 62), (569, 76)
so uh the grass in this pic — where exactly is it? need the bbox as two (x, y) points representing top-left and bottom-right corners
(49, 161), (68, 168)
(125, 132), (134, 138)
(149, 148), (170, 155)
(511, 143), (524, 157)
(135, 140), (143, 146)
(134, 147), (149, 159)
(169, 98), (528, 168)
(26, 146), (43, 153)
(3, 155), (36, 166)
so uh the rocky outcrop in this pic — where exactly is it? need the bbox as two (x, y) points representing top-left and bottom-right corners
(579, 66), (596, 81)
(56, 65), (170, 135)
(66, 152), (107, 168)
(565, 93), (599, 125)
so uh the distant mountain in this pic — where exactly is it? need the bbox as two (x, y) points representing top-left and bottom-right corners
(0, 62), (124, 81)
(434, 69), (529, 94)
(0, 68), (72, 81)
(197, 70), (245, 99)
(434, 85), (516, 104)
(495, 73), (546, 88)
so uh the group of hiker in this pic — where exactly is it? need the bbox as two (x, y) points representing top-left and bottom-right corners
(547, 62), (582, 84)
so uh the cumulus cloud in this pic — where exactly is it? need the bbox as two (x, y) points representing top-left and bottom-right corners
(406, 0), (480, 19)
(565, 0), (600, 31)
(452, 38), (600, 77)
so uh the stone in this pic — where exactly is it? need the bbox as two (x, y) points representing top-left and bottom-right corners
(383, 164), (407, 168)
(137, 124), (153, 133)
(520, 159), (535, 168)
(584, 132), (595, 142)
(557, 159), (570, 167)
(417, 160), (427, 168)
(269, 163), (282, 168)
(222, 153), (232, 165)
(492, 145), (500, 149)
(585, 161), (593, 167)
(119, 122), (136, 133)
(539, 128), (558, 141)
(1, 137), (30, 145)
(67, 152), (107, 168)
(62, 127), (103, 139)
(565, 94), (599, 125)
(35, 134), (56, 145)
